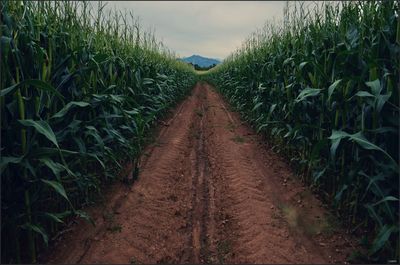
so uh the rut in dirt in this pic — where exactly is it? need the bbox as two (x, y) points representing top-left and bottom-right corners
(44, 82), (356, 264)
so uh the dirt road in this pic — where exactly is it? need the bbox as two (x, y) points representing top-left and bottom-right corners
(44, 82), (356, 264)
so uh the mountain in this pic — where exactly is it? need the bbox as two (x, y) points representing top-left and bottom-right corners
(180, 55), (221, 68)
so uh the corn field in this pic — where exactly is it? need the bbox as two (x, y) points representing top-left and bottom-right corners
(205, 1), (399, 262)
(1, 1), (196, 263)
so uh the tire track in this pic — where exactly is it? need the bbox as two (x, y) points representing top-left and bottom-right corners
(87, 98), (193, 263)
(187, 83), (218, 264)
(189, 87), (208, 263)
(203, 84), (328, 264)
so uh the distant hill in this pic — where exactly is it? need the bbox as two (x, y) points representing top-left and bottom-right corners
(180, 55), (221, 68)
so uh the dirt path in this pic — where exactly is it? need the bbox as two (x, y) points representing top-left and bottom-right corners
(44, 82), (357, 264)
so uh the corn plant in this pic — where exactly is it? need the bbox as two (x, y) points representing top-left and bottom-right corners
(206, 1), (399, 262)
(0, 1), (196, 263)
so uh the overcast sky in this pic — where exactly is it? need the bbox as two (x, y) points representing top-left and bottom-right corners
(104, 1), (287, 60)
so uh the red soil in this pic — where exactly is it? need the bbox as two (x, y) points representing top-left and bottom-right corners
(42, 82), (358, 264)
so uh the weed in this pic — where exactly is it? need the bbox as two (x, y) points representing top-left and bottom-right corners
(231, 135), (245, 143)
(225, 122), (236, 132)
(195, 109), (204, 117)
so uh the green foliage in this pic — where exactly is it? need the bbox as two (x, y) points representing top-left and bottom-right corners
(1, 1), (196, 263)
(206, 1), (399, 262)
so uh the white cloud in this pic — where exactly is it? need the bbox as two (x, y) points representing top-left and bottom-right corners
(104, 1), (287, 59)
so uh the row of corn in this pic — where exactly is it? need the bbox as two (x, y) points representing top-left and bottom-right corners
(205, 1), (399, 262)
(1, 1), (196, 263)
